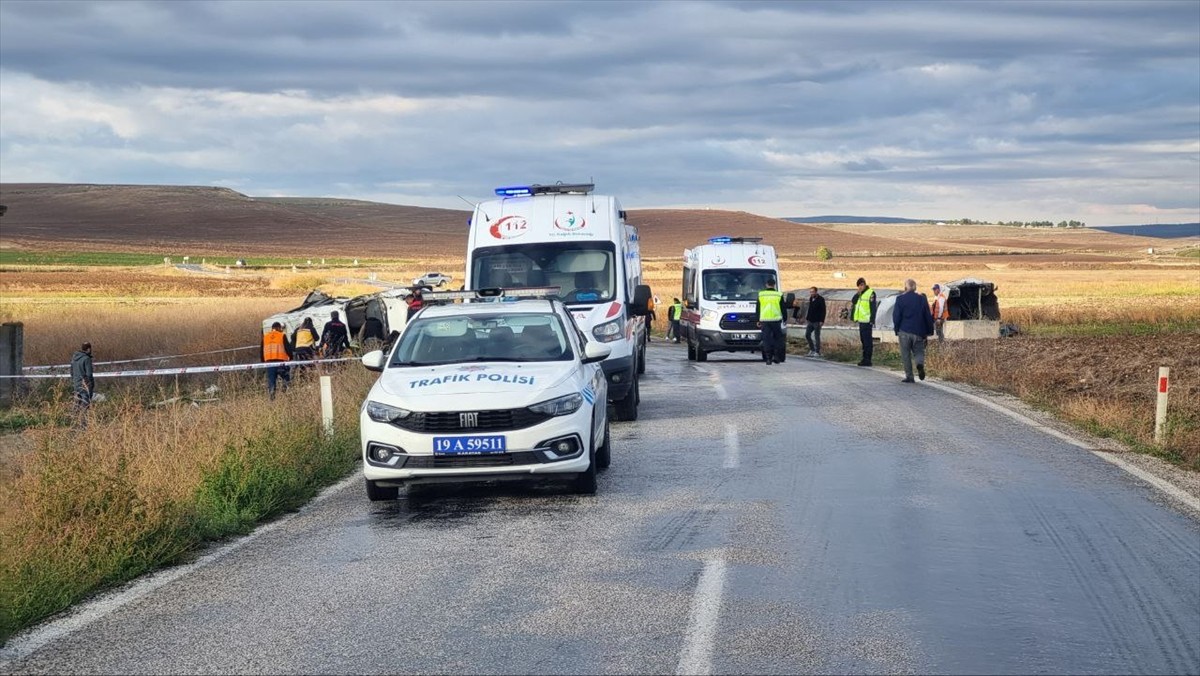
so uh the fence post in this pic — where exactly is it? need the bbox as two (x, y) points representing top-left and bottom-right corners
(0, 323), (24, 408)
(1154, 367), (1170, 444)
(320, 375), (334, 437)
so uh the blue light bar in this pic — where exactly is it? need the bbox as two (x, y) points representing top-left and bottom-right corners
(495, 185), (533, 197)
(709, 236), (733, 244)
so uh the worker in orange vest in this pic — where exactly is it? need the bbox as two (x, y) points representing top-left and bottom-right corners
(262, 321), (293, 399)
(930, 283), (950, 342)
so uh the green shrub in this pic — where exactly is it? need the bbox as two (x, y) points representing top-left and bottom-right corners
(816, 245), (833, 261)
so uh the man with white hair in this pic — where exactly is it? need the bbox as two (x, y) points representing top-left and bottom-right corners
(891, 278), (935, 383)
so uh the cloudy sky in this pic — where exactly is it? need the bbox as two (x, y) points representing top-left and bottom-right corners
(1, 0), (1197, 225)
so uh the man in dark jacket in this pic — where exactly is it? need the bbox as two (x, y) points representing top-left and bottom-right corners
(320, 310), (351, 357)
(70, 342), (95, 426)
(891, 278), (935, 383)
(803, 287), (826, 357)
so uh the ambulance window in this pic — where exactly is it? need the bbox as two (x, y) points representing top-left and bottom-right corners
(471, 242), (617, 304)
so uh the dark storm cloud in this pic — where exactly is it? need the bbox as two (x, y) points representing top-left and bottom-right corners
(0, 0), (1196, 224)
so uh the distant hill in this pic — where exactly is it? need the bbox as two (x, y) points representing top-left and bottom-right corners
(1090, 223), (1200, 239)
(785, 215), (933, 224)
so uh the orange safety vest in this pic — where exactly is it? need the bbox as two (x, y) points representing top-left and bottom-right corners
(931, 294), (949, 321)
(263, 330), (289, 362)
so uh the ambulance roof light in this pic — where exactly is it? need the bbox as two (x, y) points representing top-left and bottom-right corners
(708, 236), (763, 244)
(495, 183), (594, 197)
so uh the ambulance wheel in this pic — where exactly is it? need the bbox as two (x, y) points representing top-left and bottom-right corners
(687, 340), (696, 361)
(696, 347), (708, 362)
(596, 419), (611, 469)
(365, 479), (398, 502)
(573, 447), (598, 494)
(614, 377), (639, 421)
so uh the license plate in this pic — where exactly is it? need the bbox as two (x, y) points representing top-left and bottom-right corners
(730, 332), (759, 340)
(433, 435), (507, 455)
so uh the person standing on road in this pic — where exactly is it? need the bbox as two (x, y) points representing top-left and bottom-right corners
(851, 277), (878, 366)
(262, 322), (293, 400)
(320, 310), (350, 357)
(668, 298), (683, 343)
(892, 279), (935, 383)
(292, 317), (319, 361)
(647, 294), (658, 342)
(756, 279), (786, 365)
(930, 283), (949, 342)
(70, 342), (95, 427)
(804, 287), (826, 357)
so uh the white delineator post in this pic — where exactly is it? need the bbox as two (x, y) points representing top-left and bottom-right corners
(1155, 367), (1170, 444)
(320, 375), (334, 437)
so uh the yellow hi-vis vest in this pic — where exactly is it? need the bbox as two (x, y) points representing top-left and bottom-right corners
(263, 330), (289, 362)
(294, 328), (315, 349)
(672, 302), (683, 321)
(853, 288), (875, 323)
(758, 289), (784, 322)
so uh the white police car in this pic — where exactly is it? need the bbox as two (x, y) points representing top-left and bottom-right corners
(358, 289), (611, 500)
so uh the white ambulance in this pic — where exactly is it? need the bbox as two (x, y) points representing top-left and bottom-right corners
(465, 183), (651, 420)
(680, 237), (791, 362)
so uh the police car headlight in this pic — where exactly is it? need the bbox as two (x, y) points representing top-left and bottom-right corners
(366, 401), (412, 423)
(592, 317), (624, 343)
(529, 393), (583, 417)
(701, 309), (717, 322)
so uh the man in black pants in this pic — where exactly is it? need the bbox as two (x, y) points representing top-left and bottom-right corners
(850, 277), (878, 366)
(804, 287), (826, 357)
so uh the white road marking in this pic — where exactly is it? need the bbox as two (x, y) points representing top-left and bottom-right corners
(676, 555), (727, 676)
(922, 380), (1200, 514)
(723, 424), (739, 469)
(0, 473), (362, 666)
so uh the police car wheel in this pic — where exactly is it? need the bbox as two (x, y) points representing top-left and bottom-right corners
(572, 448), (598, 494)
(365, 479), (398, 502)
(596, 419), (611, 469)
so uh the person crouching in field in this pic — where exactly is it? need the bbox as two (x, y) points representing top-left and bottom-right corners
(70, 342), (95, 427)
(320, 311), (350, 358)
(263, 322), (293, 400)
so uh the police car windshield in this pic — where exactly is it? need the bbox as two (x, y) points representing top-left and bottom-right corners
(702, 269), (777, 301)
(390, 313), (574, 366)
(471, 242), (616, 305)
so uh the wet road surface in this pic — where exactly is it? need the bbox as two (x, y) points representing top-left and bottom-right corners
(4, 344), (1199, 674)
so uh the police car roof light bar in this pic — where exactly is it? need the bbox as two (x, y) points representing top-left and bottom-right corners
(708, 236), (764, 244)
(421, 287), (563, 304)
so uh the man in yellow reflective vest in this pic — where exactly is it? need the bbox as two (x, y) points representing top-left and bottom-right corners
(669, 298), (683, 343)
(262, 321), (294, 400)
(756, 279), (786, 365)
(851, 277), (878, 366)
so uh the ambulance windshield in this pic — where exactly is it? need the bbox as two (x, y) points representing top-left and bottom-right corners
(471, 242), (617, 305)
(702, 269), (778, 301)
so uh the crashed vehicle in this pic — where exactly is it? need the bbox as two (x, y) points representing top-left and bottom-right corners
(263, 286), (429, 347)
(941, 278), (1001, 321)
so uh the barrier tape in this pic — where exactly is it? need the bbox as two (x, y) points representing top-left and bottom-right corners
(22, 345), (260, 371)
(0, 357), (360, 379)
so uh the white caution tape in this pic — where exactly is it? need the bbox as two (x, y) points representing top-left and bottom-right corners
(1, 357), (359, 379)
(22, 345), (260, 371)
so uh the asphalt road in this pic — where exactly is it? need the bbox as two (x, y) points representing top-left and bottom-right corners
(4, 343), (1199, 675)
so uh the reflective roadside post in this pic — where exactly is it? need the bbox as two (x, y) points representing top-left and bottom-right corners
(1154, 367), (1170, 444)
(321, 375), (334, 437)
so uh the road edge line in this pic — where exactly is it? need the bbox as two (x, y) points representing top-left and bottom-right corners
(0, 473), (361, 665)
(676, 555), (727, 676)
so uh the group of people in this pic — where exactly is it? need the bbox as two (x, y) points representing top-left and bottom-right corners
(849, 277), (949, 383)
(262, 310), (352, 399)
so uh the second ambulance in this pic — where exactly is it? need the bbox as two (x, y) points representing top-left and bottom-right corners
(680, 237), (785, 362)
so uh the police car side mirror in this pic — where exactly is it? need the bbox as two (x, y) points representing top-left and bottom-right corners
(581, 342), (611, 365)
(361, 350), (386, 372)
